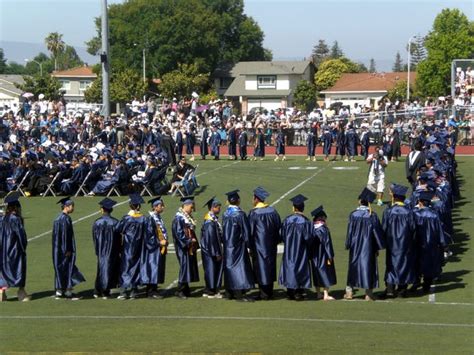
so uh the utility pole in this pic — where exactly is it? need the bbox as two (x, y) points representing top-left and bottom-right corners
(101, 0), (110, 117)
(407, 36), (414, 103)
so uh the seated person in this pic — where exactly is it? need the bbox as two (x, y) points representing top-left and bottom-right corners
(88, 158), (129, 196)
(168, 157), (195, 194)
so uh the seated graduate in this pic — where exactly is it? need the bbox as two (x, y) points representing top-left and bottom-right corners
(168, 156), (195, 194)
(60, 158), (89, 195)
(88, 157), (129, 196)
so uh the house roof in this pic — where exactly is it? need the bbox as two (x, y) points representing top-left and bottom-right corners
(0, 75), (25, 97)
(321, 72), (416, 93)
(52, 66), (97, 78)
(215, 61), (312, 77)
(225, 75), (291, 97)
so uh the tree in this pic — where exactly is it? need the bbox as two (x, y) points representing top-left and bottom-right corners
(369, 58), (376, 73)
(45, 32), (65, 71)
(410, 35), (427, 68)
(0, 48), (7, 74)
(386, 80), (410, 101)
(416, 9), (474, 97)
(15, 74), (62, 100)
(330, 41), (343, 59)
(393, 52), (403, 72)
(56, 46), (83, 70)
(314, 58), (349, 91)
(24, 53), (53, 75)
(4, 62), (26, 74)
(86, 0), (268, 78)
(311, 39), (330, 67)
(158, 63), (210, 98)
(293, 80), (317, 112)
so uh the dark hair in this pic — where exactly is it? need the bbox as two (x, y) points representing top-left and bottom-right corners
(414, 140), (423, 151)
(294, 203), (304, 212)
(102, 207), (113, 214)
(5, 203), (23, 224)
(129, 204), (140, 211)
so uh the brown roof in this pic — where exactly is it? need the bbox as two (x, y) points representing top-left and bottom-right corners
(52, 66), (97, 78)
(321, 72), (416, 93)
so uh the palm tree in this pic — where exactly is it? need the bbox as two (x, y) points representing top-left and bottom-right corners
(45, 32), (65, 71)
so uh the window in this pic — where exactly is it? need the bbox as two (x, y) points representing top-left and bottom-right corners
(60, 80), (71, 91)
(257, 75), (276, 89)
(80, 80), (92, 91)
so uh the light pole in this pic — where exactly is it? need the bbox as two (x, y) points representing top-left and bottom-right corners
(101, 0), (110, 118)
(134, 44), (146, 84)
(25, 58), (43, 76)
(407, 36), (415, 103)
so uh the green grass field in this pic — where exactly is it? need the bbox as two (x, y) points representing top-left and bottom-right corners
(1, 156), (473, 353)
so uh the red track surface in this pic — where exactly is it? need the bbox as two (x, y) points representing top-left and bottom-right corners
(191, 145), (474, 156)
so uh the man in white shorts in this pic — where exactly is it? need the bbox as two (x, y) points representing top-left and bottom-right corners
(366, 146), (388, 206)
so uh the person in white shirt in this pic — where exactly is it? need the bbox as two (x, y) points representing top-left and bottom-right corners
(366, 146), (388, 206)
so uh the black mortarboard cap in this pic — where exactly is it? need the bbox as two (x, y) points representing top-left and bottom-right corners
(390, 183), (409, 197)
(129, 193), (144, 205)
(203, 196), (221, 209)
(289, 194), (307, 206)
(99, 198), (117, 209)
(225, 189), (240, 203)
(310, 205), (327, 218)
(148, 196), (164, 207)
(4, 191), (21, 204)
(426, 180), (438, 190)
(358, 188), (376, 203)
(419, 190), (435, 203)
(57, 197), (74, 206)
(253, 186), (269, 201)
(180, 196), (195, 205)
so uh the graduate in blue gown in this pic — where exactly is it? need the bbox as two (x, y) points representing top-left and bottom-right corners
(175, 128), (184, 160)
(274, 128), (286, 161)
(200, 197), (223, 298)
(412, 191), (447, 293)
(172, 196), (199, 299)
(222, 189), (255, 302)
(52, 197), (85, 300)
(321, 127), (333, 161)
(345, 125), (359, 162)
(344, 188), (385, 301)
(382, 184), (416, 298)
(253, 128), (265, 160)
(116, 194), (148, 299)
(248, 187), (281, 300)
(238, 129), (248, 160)
(278, 194), (313, 301)
(0, 192), (30, 302)
(335, 124), (346, 161)
(228, 125), (237, 160)
(200, 126), (209, 160)
(306, 129), (317, 161)
(309, 205), (336, 301)
(210, 127), (222, 160)
(141, 196), (168, 299)
(92, 198), (121, 299)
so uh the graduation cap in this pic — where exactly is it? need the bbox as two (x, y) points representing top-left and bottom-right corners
(0, 151), (10, 160)
(418, 190), (435, 203)
(446, 147), (455, 155)
(4, 191), (21, 205)
(426, 136), (437, 144)
(289, 194), (307, 206)
(128, 193), (144, 205)
(180, 196), (195, 205)
(390, 183), (409, 197)
(57, 197), (74, 206)
(203, 196), (221, 209)
(253, 186), (269, 202)
(148, 196), (164, 207)
(358, 187), (376, 203)
(98, 198), (117, 210)
(419, 171), (435, 181)
(225, 189), (240, 203)
(310, 205), (327, 218)
(426, 180), (438, 190)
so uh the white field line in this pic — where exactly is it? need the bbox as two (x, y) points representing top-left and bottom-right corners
(27, 162), (240, 242)
(0, 315), (472, 328)
(165, 163), (332, 291)
(342, 299), (474, 306)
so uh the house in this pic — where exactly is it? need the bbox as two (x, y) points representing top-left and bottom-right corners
(213, 61), (314, 114)
(0, 75), (25, 109)
(321, 72), (416, 109)
(52, 66), (97, 103)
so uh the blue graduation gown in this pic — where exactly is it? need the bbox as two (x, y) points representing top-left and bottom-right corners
(278, 213), (313, 289)
(0, 214), (27, 288)
(228, 128), (237, 156)
(239, 131), (248, 159)
(382, 204), (417, 285)
(254, 132), (265, 157)
(172, 213), (200, 283)
(116, 213), (147, 289)
(345, 207), (385, 289)
(200, 212), (223, 290)
(92, 215), (121, 291)
(222, 206), (255, 290)
(336, 130), (346, 156)
(345, 129), (359, 157)
(275, 132), (285, 155)
(310, 223), (337, 287)
(322, 132), (332, 155)
(306, 132), (316, 157)
(200, 128), (209, 157)
(141, 213), (167, 285)
(175, 131), (184, 158)
(52, 213), (86, 290)
(431, 199), (453, 244)
(248, 205), (281, 286)
(413, 207), (447, 279)
(210, 132), (221, 158)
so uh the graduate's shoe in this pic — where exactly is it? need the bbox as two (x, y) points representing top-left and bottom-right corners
(64, 291), (81, 301)
(175, 291), (187, 300)
(364, 294), (375, 301)
(148, 291), (163, 299)
(54, 290), (65, 300)
(17, 289), (31, 302)
(117, 291), (128, 300)
(282, 156), (286, 161)
(409, 282), (421, 293)
(129, 289), (138, 299)
(343, 292), (353, 300)
(323, 295), (335, 301)
(294, 293), (305, 301)
(236, 296), (255, 303)
(0, 289), (7, 302)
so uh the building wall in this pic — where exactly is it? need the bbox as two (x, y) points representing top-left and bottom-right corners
(56, 76), (94, 103)
(0, 91), (19, 108)
(323, 92), (386, 109)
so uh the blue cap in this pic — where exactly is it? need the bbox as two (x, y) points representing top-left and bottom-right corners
(390, 183), (409, 197)
(129, 193), (144, 205)
(446, 147), (455, 155)
(225, 189), (240, 203)
(426, 180), (438, 190)
(0, 151), (10, 160)
(311, 205), (327, 218)
(289, 194), (307, 206)
(57, 197), (74, 206)
(419, 171), (435, 181)
(203, 196), (221, 209)
(180, 196), (195, 205)
(99, 198), (117, 209)
(419, 190), (435, 203)
(426, 136), (437, 144)
(148, 196), (164, 207)
(358, 187), (376, 203)
(4, 191), (21, 205)
(253, 186), (269, 201)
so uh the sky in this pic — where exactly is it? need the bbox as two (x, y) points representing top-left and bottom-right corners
(0, 0), (473, 71)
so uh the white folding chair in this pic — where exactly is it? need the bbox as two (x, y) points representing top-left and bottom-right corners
(42, 171), (61, 197)
(171, 169), (192, 197)
(74, 170), (92, 197)
(15, 171), (31, 197)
